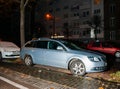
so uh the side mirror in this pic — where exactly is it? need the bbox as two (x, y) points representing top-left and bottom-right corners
(56, 46), (64, 51)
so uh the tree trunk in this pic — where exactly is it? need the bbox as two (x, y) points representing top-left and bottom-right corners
(20, 0), (25, 47)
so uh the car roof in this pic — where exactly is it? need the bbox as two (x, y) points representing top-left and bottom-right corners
(31, 38), (64, 42)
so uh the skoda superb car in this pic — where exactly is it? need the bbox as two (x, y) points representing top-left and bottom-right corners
(20, 38), (107, 76)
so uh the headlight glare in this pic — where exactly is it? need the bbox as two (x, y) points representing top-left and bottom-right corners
(88, 56), (100, 62)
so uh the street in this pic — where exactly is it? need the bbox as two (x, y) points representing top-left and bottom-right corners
(0, 55), (120, 89)
(0, 77), (19, 89)
(0, 73), (44, 89)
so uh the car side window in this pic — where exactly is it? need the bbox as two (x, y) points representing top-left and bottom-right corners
(25, 41), (36, 47)
(92, 42), (100, 47)
(36, 41), (48, 49)
(102, 42), (112, 48)
(48, 41), (62, 50)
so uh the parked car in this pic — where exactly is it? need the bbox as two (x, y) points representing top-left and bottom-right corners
(20, 38), (107, 76)
(0, 41), (20, 61)
(87, 41), (120, 58)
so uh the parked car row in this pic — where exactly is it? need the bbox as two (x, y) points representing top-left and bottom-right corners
(2, 38), (120, 76)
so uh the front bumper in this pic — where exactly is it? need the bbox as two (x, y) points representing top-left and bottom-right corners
(2, 52), (20, 59)
(90, 66), (107, 72)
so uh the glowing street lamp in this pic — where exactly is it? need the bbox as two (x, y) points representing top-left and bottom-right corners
(45, 13), (56, 37)
(46, 13), (52, 20)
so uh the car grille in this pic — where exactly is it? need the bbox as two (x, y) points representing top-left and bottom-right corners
(92, 66), (107, 71)
(12, 51), (19, 54)
(6, 54), (19, 56)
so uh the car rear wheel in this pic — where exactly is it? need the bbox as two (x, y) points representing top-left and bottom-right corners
(115, 51), (120, 58)
(24, 55), (33, 66)
(69, 60), (86, 76)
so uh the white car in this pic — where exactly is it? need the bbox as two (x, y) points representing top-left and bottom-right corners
(0, 41), (20, 61)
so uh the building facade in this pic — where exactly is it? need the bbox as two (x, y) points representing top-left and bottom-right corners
(104, 0), (120, 41)
(36, 0), (104, 40)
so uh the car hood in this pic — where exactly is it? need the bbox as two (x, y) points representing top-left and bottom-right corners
(69, 49), (105, 57)
(1, 47), (20, 51)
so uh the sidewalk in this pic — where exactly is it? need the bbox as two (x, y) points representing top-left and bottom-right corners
(0, 67), (75, 89)
(0, 61), (120, 89)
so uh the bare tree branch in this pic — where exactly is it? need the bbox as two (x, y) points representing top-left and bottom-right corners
(24, 0), (29, 7)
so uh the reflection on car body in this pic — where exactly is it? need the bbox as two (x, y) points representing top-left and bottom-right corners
(20, 38), (107, 76)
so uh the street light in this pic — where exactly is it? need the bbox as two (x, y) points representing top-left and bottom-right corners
(45, 13), (56, 37)
(46, 13), (52, 20)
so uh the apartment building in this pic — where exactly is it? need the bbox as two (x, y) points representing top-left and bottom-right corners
(40, 0), (104, 40)
(104, 0), (120, 40)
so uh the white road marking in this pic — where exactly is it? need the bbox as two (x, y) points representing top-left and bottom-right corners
(0, 76), (29, 89)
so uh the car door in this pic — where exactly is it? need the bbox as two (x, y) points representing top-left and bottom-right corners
(101, 42), (115, 54)
(44, 41), (68, 68)
(90, 42), (102, 52)
(32, 41), (48, 65)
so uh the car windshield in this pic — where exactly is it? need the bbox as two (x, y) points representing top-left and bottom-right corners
(60, 40), (82, 50)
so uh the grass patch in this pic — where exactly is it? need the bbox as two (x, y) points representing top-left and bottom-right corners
(110, 71), (120, 82)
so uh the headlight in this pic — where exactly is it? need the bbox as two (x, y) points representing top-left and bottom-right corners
(88, 56), (101, 62)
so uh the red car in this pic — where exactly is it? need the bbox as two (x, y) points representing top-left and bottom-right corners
(87, 41), (120, 58)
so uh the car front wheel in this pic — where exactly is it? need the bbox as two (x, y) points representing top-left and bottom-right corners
(24, 55), (33, 66)
(69, 60), (86, 76)
(115, 51), (120, 58)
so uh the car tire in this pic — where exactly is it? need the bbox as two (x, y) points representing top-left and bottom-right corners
(69, 60), (86, 76)
(24, 55), (33, 66)
(115, 51), (120, 58)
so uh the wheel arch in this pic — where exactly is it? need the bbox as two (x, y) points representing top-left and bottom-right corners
(68, 57), (86, 76)
(23, 53), (33, 60)
(24, 54), (34, 66)
(23, 54), (34, 62)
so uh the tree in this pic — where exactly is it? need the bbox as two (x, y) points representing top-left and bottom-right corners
(20, 0), (29, 47)
(0, 0), (34, 46)
(0, 0), (49, 46)
(87, 15), (101, 40)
